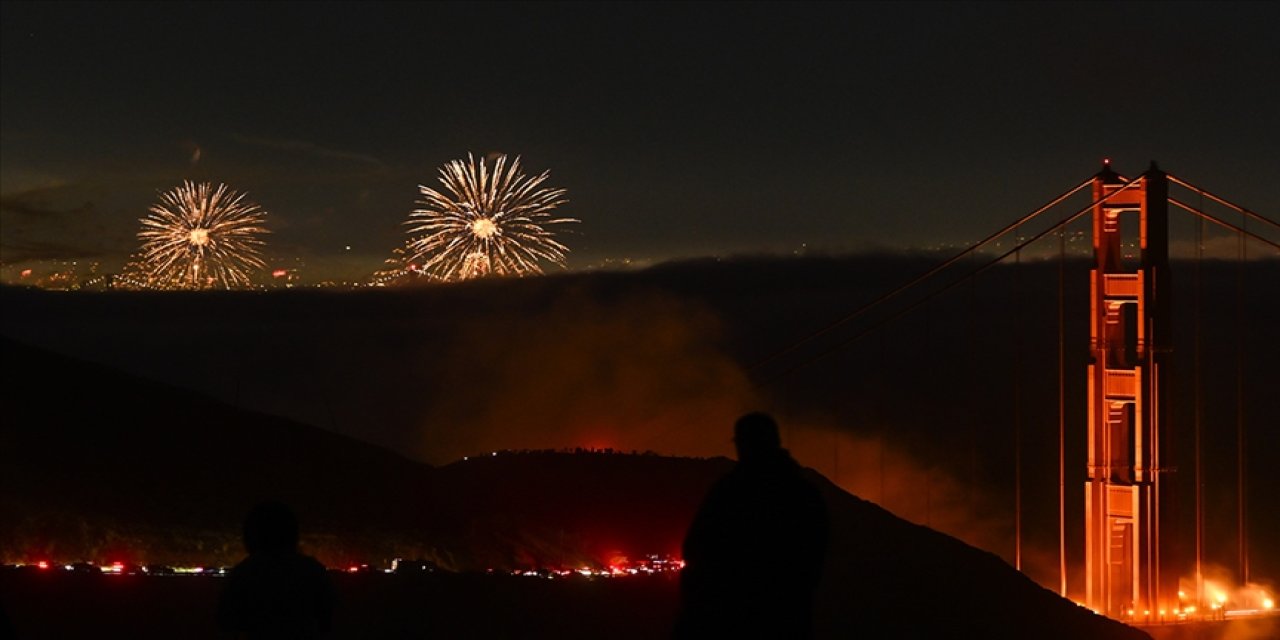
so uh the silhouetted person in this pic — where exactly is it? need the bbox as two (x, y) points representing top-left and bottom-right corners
(675, 412), (828, 639)
(217, 501), (335, 639)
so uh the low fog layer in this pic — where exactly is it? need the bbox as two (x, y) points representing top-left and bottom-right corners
(3, 253), (1277, 594)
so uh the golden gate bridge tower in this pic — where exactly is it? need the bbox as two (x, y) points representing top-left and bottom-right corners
(1084, 161), (1171, 616)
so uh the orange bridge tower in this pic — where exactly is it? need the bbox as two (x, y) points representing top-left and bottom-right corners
(1084, 161), (1171, 617)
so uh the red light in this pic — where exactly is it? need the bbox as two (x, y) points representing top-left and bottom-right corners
(1104, 158), (1111, 165)
(37, 561), (49, 570)
(20, 269), (32, 278)
(272, 269), (287, 278)
(348, 566), (358, 573)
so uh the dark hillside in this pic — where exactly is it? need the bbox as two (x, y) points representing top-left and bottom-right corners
(1, 336), (1154, 638)
(1, 337), (438, 567)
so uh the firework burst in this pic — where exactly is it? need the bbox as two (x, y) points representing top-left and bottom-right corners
(136, 181), (269, 289)
(405, 154), (577, 280)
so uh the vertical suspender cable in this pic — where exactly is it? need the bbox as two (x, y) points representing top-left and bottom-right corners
(1059, 217), (1068, 597)
(833, 420), (840, 489)
(924, 297), (933, 529)
(1194, 197), (1205, 606)
(1237, 212), (1248, 585)
(878, 331), (887, 506)
(1014, 225), (1023, 572)
(969, 268), (979, 517)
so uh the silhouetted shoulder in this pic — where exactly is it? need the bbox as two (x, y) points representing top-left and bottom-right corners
(218, 502), (334, 638)
(217, 552), (335, 638)
(676, 413), (829, 639)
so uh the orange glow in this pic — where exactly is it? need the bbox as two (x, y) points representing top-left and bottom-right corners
(37, 561), (49, 570)
(20, 269), (32, 278)
(273, 269), (287, 277)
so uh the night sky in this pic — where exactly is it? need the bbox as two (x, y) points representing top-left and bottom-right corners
(3, 2), (1278, 283)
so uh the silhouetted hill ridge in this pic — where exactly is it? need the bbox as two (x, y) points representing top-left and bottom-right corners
(1, 336), (436, 564)
(0, 335), (1152, 638)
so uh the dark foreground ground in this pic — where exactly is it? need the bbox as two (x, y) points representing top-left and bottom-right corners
(3, 570), (1274, 640)
(1, 571), (680, 640)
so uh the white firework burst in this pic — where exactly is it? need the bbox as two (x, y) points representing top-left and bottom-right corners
(136, 181), (269, 289)
(405, 153), (577, 281)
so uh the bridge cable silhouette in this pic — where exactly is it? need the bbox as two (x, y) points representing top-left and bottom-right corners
(730, 167), (1277, 605)
(755, 175), (1145, 384)
(752, 174), (1277, 385)
(657, 166), (1276, 608)
(744, 178), (1094, 374)
(638, 167), (1277, 566)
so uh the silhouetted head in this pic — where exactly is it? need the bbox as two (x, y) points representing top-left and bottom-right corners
(243, 501), (299, 556)
(733, 412), (782, 463)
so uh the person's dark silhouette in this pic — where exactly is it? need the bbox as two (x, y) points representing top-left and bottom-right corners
(217, 501), (335, 639)
(674, 412), (829, 638)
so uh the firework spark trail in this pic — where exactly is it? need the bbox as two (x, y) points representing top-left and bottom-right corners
(136, 181), (269, 289)
(406, 154), (577, 280)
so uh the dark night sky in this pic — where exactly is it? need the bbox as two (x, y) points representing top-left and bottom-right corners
(3, 2), (1278, 282)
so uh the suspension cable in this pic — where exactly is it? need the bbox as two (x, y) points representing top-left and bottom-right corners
(1168, 175), (1280, 231)
(639, 175), (1103, 452)
(747, 178), (1093, 372)
(759, 175), (1143, 384)
(1168, 199), (1280, 251)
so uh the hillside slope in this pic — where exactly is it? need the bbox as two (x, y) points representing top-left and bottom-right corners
(0, 335), (1149, 638)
